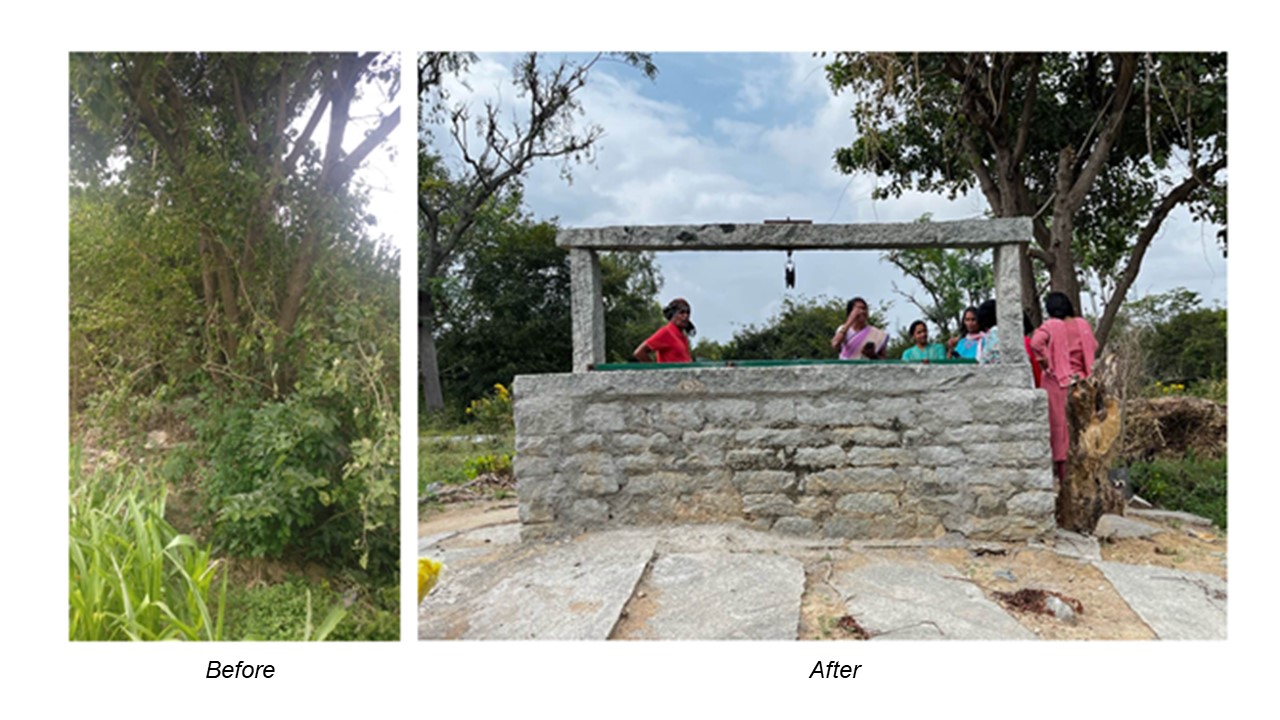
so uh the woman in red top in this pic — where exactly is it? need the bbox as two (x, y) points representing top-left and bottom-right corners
(634, 298), (695, 363)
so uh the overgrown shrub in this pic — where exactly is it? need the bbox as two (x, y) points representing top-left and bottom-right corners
(195, 302), (399, 579)
(1127, 453), (1227, 529)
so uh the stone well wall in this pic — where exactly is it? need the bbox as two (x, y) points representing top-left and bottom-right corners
(514, 364), (1054, 542)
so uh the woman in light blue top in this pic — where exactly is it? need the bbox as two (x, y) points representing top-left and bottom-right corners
(947, 306), (984, 359)
(901, 320), (947, 362)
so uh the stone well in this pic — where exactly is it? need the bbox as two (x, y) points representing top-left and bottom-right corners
(514, 219), (1054, 541)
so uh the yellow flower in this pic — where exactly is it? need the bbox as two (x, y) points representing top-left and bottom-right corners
(418, 558), (443, 604)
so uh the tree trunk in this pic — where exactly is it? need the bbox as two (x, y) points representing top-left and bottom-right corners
(419, 291), (445, 411)
(1056, 353), (1127, 532)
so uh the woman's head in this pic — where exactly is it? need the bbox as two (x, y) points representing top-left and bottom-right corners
(663, 298), (696, 336)
(976, 299), (997, 332)
(909, 320), (928, 345)
(1044, 291), (1075, 320)
(962, 306), (979, 334)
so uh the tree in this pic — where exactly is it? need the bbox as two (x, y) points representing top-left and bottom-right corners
(419, 52), (656, 411)
(70, 53), (402, 576)
(435, 205), (661, 408)
(825, 53), (1226, 350)
(71, 53), (401, 391)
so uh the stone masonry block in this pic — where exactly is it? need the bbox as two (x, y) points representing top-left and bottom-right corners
(833, 426), (902, 448)
(834, 492), (900, 515)
(732, 470), (797, 493)
(803, 467), (905, 494)
(570, 434), (605, 452)
(514, 397), (574, 435)
(734, 427), (809, 447)
(683, 428), (739, 448)
(703, 398), (758, 423)
(760, 398), (796, 426)
(742, 493), (799, 517)
(582, 404), (627, 432)
(571, 474), (621, 495)
(727, 447), (787, 470)
(1006, 490), (1056, 518)
(793, 445), (847, 468)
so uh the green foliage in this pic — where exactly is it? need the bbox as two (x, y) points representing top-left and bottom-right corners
(722, 296), (889, 360)
(195, 299), (399, 577)
(419, 434), (514, 494)
(881, 219), (994, 337)
(434, 209), (660, 408)
(824, 52), (1227, 341)
(1117, 288), (1226, 387)
(223, 578), (349, 641)
(465, 384), (514, 435)
(1144, 307), (1227, 384)
(69, 457), (226, 641)
(463, 452), (513, 480)
(1127, 454), (1227, 529)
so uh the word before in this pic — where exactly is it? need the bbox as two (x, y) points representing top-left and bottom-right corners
(207, 661), (275, 679)
(809, 660), (862, 679)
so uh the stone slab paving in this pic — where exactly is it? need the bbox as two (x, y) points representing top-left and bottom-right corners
(1093, 514), (1164, 540)
(630, 552), (805, 640)
(831, 561), (1035, 640)
(419, 531), (656, 640)
(1051, 529), (1102, 561)
(1093, 561), (1226, 640)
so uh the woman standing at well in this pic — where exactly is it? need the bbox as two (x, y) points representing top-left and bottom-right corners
(1029, 292), (1099, 483)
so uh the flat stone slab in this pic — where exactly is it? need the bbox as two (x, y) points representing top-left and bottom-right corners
(629, 552), (805, 640)
(1052, 529), (1102, 561)
(1093, 514), (1163, 540)
(419, 531), (656, 640)
(831, 561), (1034, 640)
(1127, 508), (1216, 527)
(1093, 562), (1226, 640)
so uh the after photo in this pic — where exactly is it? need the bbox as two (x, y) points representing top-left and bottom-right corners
(416, 52), (1227, 641)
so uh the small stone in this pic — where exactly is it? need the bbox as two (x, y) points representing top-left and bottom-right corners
(994, 569), (1017, 582)
(1043, 595), (1078, 625)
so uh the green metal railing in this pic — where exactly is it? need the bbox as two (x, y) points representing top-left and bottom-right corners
(593, 358), (978, 371)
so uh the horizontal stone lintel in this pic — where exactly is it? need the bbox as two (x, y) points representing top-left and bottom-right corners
(557, 218), (1032, 250)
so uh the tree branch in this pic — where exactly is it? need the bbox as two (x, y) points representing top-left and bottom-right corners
(1094, 155), (1227, 348)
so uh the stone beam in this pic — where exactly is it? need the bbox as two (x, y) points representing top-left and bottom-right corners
(557, 218), (1033, 250)
(570, 248), (605, 372)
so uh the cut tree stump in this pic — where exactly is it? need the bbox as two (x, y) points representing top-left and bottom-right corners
(1058, 353), (1127, 533)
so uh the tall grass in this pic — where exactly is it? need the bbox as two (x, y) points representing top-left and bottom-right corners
(69, 451), (226, 641)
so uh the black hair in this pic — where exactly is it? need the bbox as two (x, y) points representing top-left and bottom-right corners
(1044, 291), (1075, 320)
(1022, 311), (1035, 336)
(976, 299), (997, 332)
(961, 305), (979, 332)
(662, 298), (696, 337)
(846, 297), (868, 315)
(908, 319), (928, 337)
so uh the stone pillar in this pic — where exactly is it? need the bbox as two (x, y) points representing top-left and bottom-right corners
(993, 243), (1027, 372)
(570, 248), (605, 372)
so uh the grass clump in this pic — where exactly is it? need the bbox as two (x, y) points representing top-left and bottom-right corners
(1128, 453), (1227, 529)
(69, 456), (226, 641)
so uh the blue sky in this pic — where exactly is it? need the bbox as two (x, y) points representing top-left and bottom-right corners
(437, 52), (1227, 344)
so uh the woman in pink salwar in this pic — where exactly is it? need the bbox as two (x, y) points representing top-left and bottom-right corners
(1029, 292), (1099, 483)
